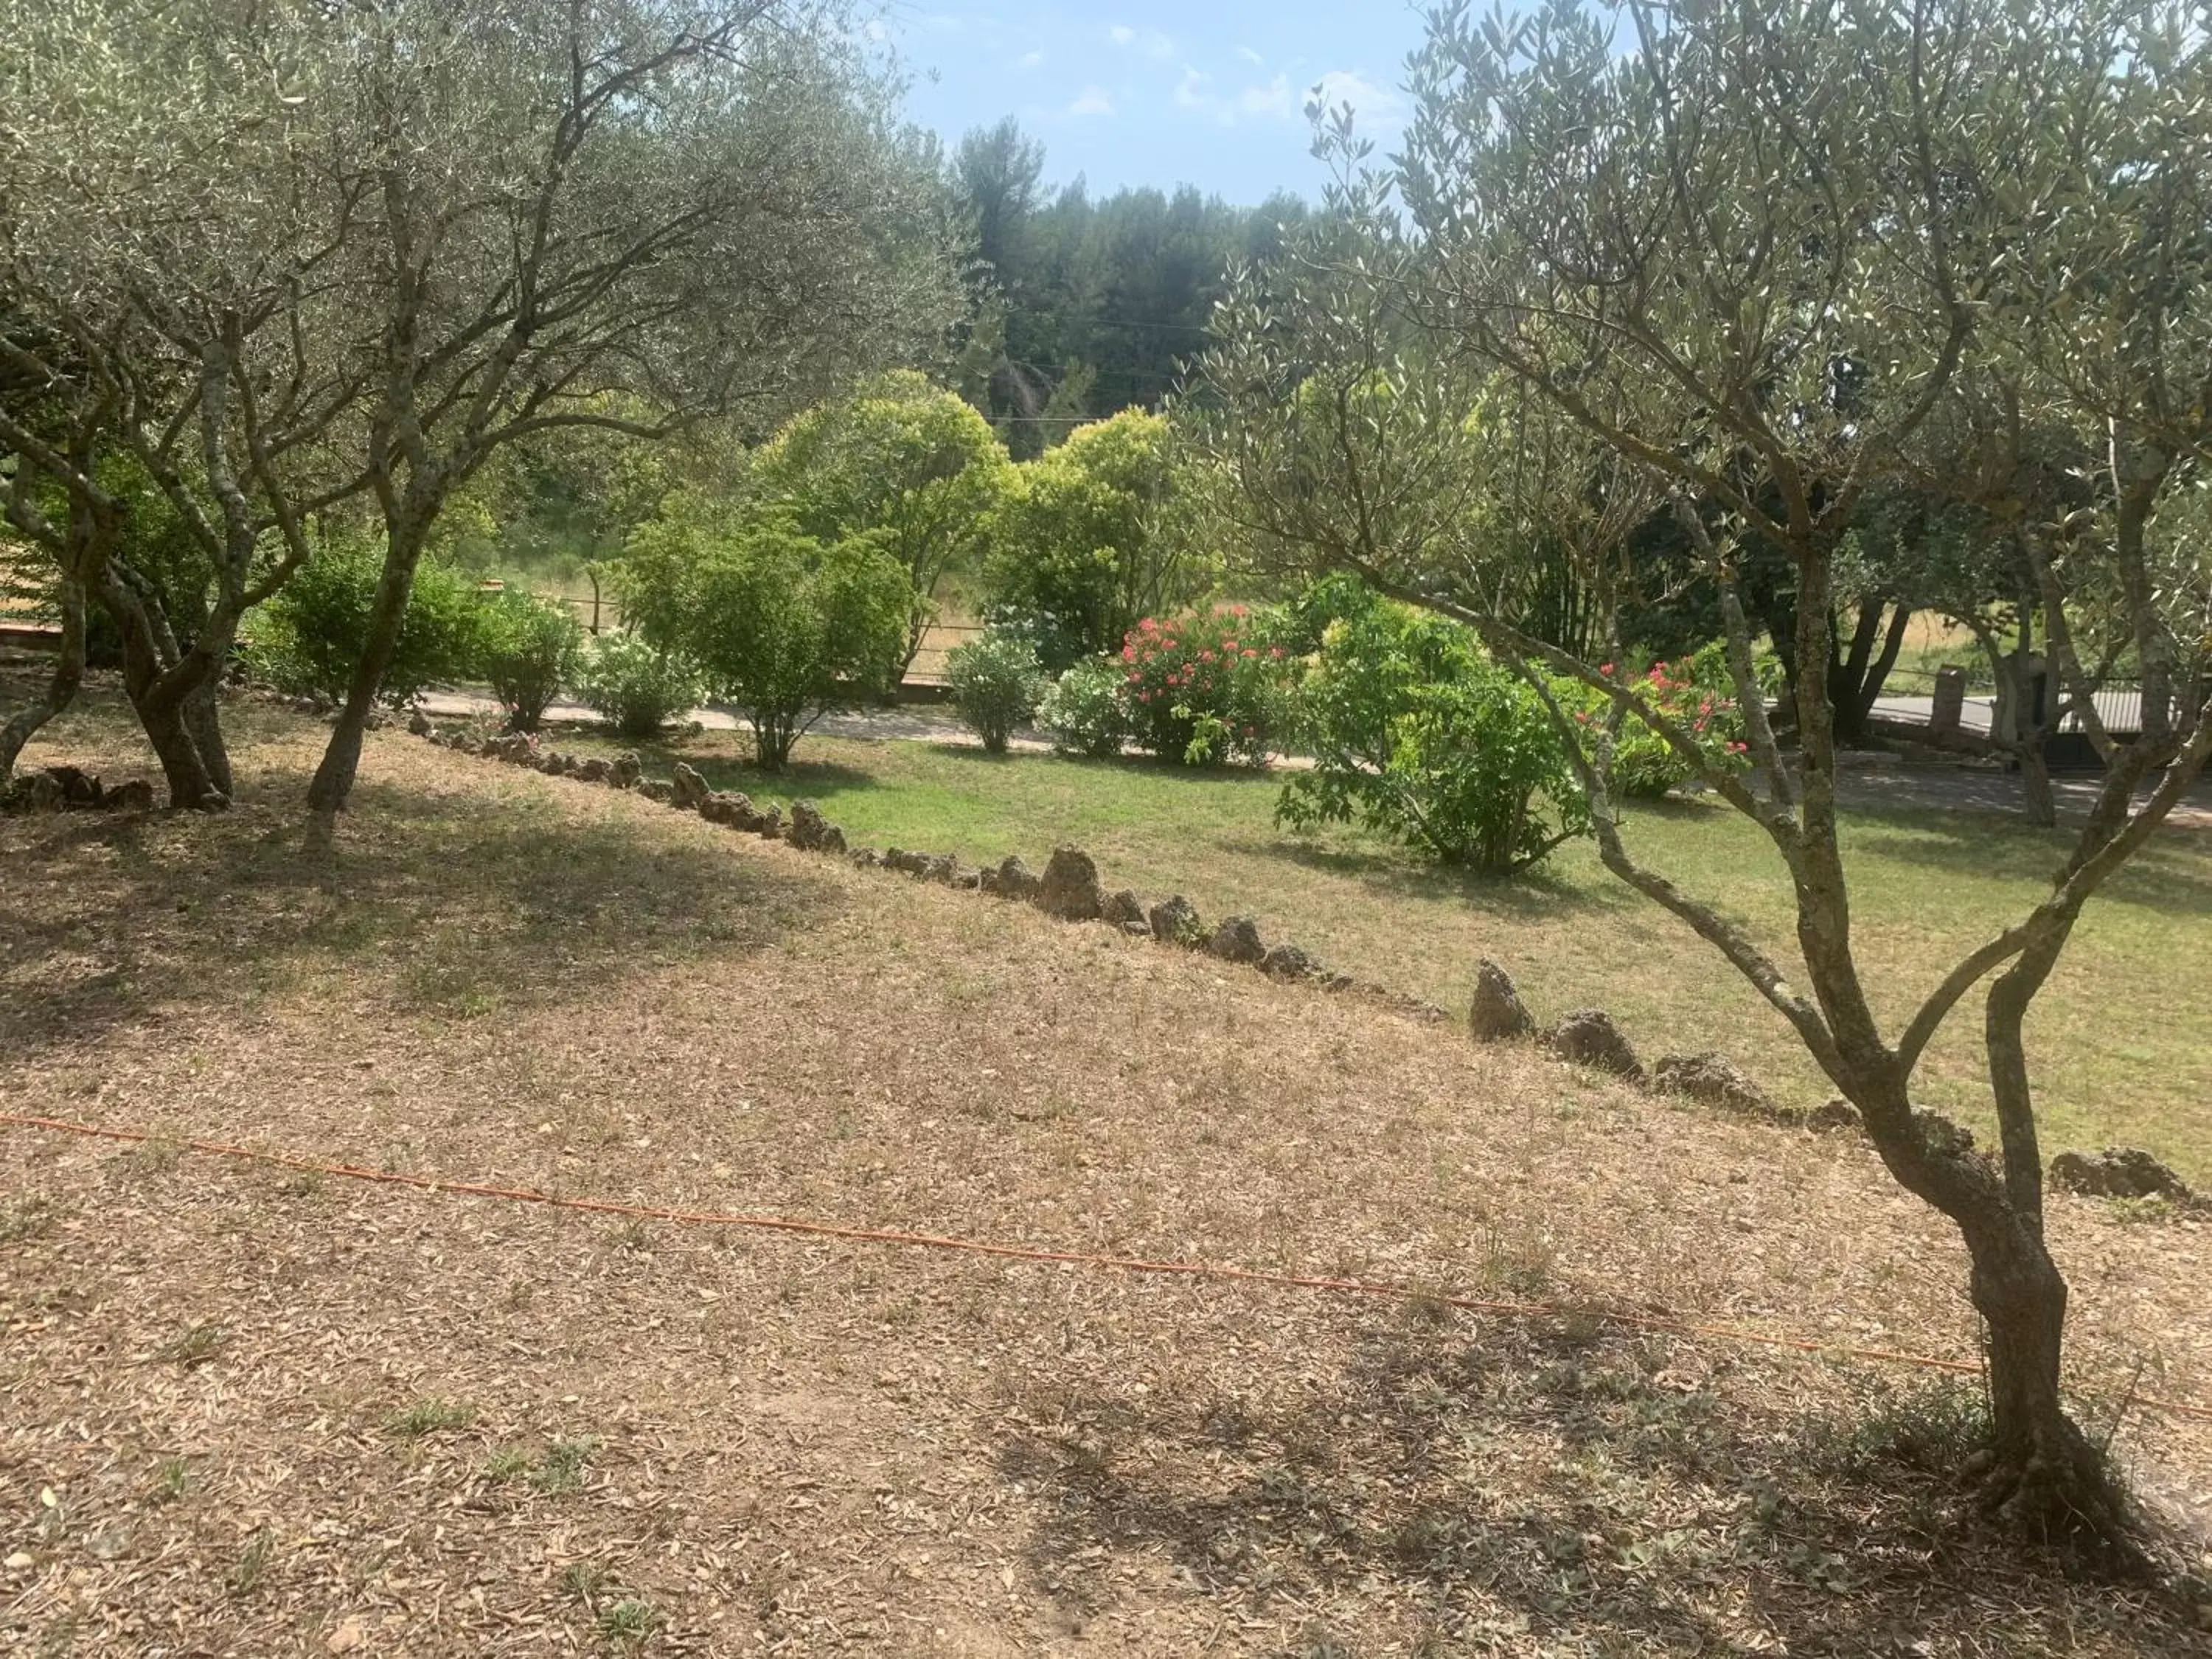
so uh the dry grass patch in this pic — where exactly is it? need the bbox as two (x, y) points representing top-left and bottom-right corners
(2, 686), (2209, 1655)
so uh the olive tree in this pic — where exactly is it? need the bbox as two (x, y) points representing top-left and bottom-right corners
(1194, 0), (2211, 1547)
(1, 0), (369, 805)
(296, 0), (964, 828)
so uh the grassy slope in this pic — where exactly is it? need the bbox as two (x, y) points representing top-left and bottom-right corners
(4, 689), (2208, 1655)
(568, 726), (2212, 1182)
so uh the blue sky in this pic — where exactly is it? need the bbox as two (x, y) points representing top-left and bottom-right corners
(884, 1), (1433, 204)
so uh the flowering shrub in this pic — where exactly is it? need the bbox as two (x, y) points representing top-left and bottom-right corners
(1036, 655), (1130, 758)
(1560, 640), (1773, 799)
(574, 631), (703, 740)
(1119, 604), (1284, 766)
(1276, 592), (1587, 872)
(946, 630), (1048, 754)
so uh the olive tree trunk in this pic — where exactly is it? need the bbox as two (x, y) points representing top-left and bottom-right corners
(305, 513), (434, 826)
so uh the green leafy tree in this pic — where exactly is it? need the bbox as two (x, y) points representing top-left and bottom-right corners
(1278, 585), (1586, 872)
(753, 372), (1012, 664)
(985, 408), (1214, 667)
(680, 518), (910, 770)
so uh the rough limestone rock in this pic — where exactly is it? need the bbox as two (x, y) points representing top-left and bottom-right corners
(671, 763), (712, 811)
(536, 751), (566, 775)
(1467, 959), (1536, 1042)
(699, 791), (745, 827)
(1102, 889), (1147, 928)
(788, 801), (844, 854)
(1652, 1052), (1779, 1120)
(25, 771), (68, 813)
(992, 855), (1040, 901)
(574, 757), (610, 784)
(1548, 1009), (1643, 1080)
(610, 751), (643, 789)
(1809, 1099), (1864, 1134)
(953, 869), (984, 890)
(1260, 942), (1322, 981)
(920, 852), (957, 884)
(106, 779), (156, 813)
(44, 766), (104, 807)
(849, 847), (883, 869)
(1149, 894), (1201, 945)
(2049, 1147), (2193, 1201)
(1206, 915), (1267, 966)
(1034, 846), (1104, 921)
(636, 779), (675, 804)
(408, 709), (434, 737)
(754, 804), (785, 840)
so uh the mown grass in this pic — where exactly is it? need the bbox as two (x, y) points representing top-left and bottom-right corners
(571, 724), (2212, 1179)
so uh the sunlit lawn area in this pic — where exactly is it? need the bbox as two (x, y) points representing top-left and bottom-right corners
(571, 723), (2212, 1180)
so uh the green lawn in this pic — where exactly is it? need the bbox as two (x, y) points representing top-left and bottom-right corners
(563, 724), (2212, 1180)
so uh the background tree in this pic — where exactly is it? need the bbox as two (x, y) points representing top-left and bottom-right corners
(949, 124), (1310, 454)
(984, 408), (1213, 667)
(1194, 0), (2212, 1547)
(751, 371), (1012, 664)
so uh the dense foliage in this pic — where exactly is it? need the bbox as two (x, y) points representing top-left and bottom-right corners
(248, 540), (484, 709)
(951, 119), (1309, 454)
(751, 372), (1012, 662)
(478, 589), (586, 733)
(1276, 588), (1586, 872)
(984, 409), (1212, 669)
(671, 517), (911, 770)
(945, 632), (1048, 754)
(1556, 644), (1770, 801)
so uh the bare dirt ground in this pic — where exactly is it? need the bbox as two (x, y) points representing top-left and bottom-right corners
(4, 693), (2211, 1656)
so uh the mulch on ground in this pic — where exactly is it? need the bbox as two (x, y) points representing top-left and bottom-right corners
(3, 693), (2208, 1655)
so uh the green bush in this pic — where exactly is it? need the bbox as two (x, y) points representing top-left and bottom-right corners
(945, 631), (1047, 754)
(683, 521), (910, 770)
(1036, 656), (1130, 759)
(573, 631), (701, 740)
(1120, 604), (1283, 766)
(479, 590), (585, 731)
(1276, 588), (1587, 873)
(248, 535), (484, 706)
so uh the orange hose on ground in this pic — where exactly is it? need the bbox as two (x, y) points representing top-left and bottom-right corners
(5, 1110), (2206, 1423)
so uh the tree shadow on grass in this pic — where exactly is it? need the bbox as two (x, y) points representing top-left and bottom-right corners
(994, 1310), (2199, 1655)
(1835, 800), (2212, 919)
(0, 766), (845, 1066)
(1225, 830), (1628, 923)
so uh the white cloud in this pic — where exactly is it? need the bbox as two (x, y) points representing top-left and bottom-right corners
(1067, 85), (1114, 117)
(1016, 48), (1045, 71)
(1310, 68), (1406, 123)
(1237, 45), (1265, 67)
(1238, 75), (1295, 120)
(1107, 23), (1173, 60)
(1175, 67), (1210, 112)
